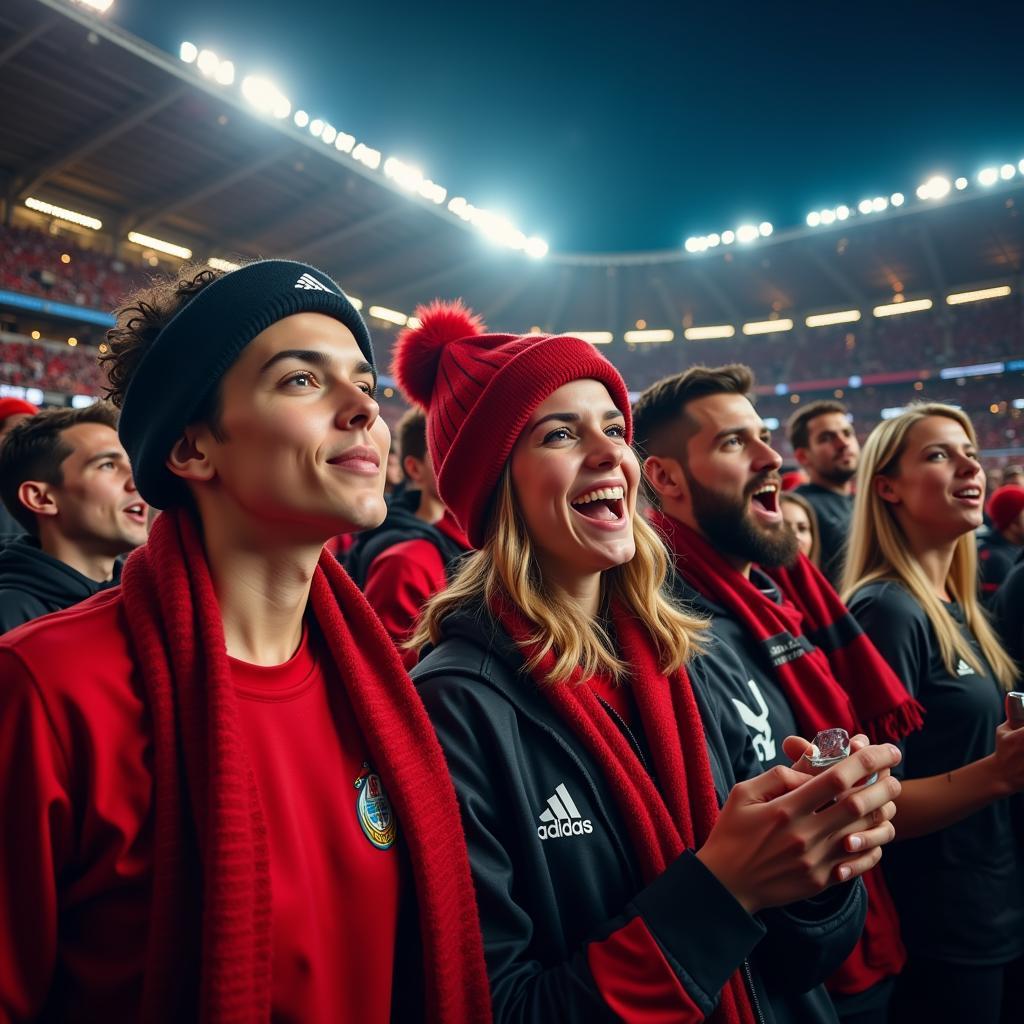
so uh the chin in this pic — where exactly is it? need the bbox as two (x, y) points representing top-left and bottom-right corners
(338, 495), (388, 532)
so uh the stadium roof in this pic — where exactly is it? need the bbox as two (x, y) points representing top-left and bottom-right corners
(3, 0), (1024, 339)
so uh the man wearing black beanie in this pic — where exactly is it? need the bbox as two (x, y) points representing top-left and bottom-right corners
(0, 260), (489, 1022)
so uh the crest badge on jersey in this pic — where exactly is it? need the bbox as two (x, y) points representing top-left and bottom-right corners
(354, 762), (397, 850)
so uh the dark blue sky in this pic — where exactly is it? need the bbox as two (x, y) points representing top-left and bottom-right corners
(114, 0), (1024, 254)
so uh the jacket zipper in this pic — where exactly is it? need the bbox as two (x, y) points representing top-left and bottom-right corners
(743, 958), (766, 1024)
(596, 695), (651, 776)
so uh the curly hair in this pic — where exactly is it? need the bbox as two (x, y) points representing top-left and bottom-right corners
(101, 261), (237, 436)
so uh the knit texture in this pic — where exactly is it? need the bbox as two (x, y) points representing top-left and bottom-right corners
(119, 259), (372, 510)
(496, 597), (757, 1024)
(121, 509), (491, 1023)
(652, 510), (918, 994)
(392, 300), (632, 546)
(987, 484), (1024, 531)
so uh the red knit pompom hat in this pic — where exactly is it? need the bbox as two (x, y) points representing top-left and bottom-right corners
(988, 484), (1024, 531)
(392, 300), (633, 546)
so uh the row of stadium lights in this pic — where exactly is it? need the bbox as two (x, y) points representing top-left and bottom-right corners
(686, 161), (1024, 253)
(177, 42), (549, 260)
(563, 285), (1013, 346)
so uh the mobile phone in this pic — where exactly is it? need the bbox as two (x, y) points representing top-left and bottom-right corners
(1007, 692), (1024, 728)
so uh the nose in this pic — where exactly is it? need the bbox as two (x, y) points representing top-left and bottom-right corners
(584, 427), (625, 470)
(753, 437), (783, 473)
(335, 380), (380, 431)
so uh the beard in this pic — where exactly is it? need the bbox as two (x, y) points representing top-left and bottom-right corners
(685, 471), (799, 568)
(815, 457), (858, 487)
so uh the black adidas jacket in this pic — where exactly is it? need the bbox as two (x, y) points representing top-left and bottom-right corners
(412, 606), (865, 1023)
(0, 537), (118, 634)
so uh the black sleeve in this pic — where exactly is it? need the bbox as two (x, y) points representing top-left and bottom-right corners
(418, 669), (767, 1023)
(992, 562), (1024, 669)
(0, 591), (46, 635)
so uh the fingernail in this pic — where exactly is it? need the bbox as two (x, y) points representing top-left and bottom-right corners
(887, 744), (900, 758)
(838, 866), (851, 881)
(848, 835), (863, 852)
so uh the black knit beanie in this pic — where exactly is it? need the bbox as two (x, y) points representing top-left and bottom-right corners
(119, 259), (372, 509)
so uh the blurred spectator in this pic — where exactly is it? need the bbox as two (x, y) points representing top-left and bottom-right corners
(1004, 465), (1024, 488)
(0, 404), (147, 631)
(787, 399), (859, 585)
(780, 491), (821, 567)
(0, 397), (39, 541)
(978, 486), (1024, 602)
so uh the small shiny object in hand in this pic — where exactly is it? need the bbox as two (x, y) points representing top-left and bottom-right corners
(807, 727), (878, 786)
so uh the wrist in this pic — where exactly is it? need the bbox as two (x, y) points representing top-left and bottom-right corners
(979, 753), (1013, 800)
(696, 846), (760, 915)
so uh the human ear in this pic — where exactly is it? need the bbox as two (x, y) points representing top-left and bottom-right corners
(17, 480), (58, 518)
(166, 427), (217, 484)
(643, 455), (686, 501)
(874, 474), (900, 505)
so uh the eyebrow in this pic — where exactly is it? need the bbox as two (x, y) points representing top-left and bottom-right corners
(85, 450), (125, 466)
(712, 423), (767, 442)
(259, 349), (374, 377)
(530, 409), (624, 432)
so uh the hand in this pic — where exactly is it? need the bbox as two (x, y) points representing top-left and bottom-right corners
(784, 733), (880, 784)
(993, 720), (1024, 793)
(697, 743), (902, 915)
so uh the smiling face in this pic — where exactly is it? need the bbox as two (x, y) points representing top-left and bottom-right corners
(647, 392), (797, 569)
(173, 312), (390, 541)
(509, 379), (638, 591)
(47, 422), (149, 553)
(876, 414), (985, 545)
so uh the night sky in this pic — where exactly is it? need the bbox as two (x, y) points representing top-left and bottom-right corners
(112, 0), (1024, 254)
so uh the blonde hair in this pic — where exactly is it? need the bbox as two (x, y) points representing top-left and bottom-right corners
(842, 403), (1017, 690)
(411, 463), (708, 684)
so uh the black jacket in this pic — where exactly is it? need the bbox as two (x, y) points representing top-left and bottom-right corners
(0, 537), (117, 634)
(413, 606), (866, 1023)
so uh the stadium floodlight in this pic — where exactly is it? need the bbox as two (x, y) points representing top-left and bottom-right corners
(407, 316), (423, 329)
(707, 233), (721, 246)
(241, 76), (290, 119)
(571, 332), (614, 345)
(352, 143), (381, 170)
(208, 257), (240, 272)
(871, 196), (888, 212)
(954, 177), (968, 190)
(215, 61), (235, 86)
(293, 110), (309, 128)
(127, 232), (192, 260)
(624, 329), (674, 343)
(525, 237), (549, 259)
(1019, 159), (1024, 175)
(880, 406), (908, 420)
(873, 298), (933, 317)
(945, 285), (1012, 305)
(758, 222), (773, 237)
(685, 237), (703, 253)
(1000, 163), (1016, 180)
(806, 212), (821, 227)
(335, 133), (355, 154)
(916, 175), (951, 201)
(321, 125), (337, 145)
(24, 197), (102, 231)
(369, 306), (408, 326)
(858, 199), (873, 215)
(309, 118), (324, 138)
(71, 394), (99, 409)
(977, 167), (999, 187)
(384, 157), (425, 193)
(742, 318), (793, 336)
(891, 192), (905, 206)
(805, 309), (861, 328)
(820, 209), (836, 225)
(72, 0), (114, 12)
(179, 41), (198, 64)
(418, 180), (447, 205)
(346, 295), (363, 310)
(197, 49), (220, 78)
(736, 224), (760, 243)
(721, 229), (735, 244)
(684, 325), (735, 340)
(835, 205), (850, 221)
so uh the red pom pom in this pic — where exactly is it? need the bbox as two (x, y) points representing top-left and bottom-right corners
(391, 299), (486, 407)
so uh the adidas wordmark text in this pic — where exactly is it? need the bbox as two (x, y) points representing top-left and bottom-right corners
(537, 783), (593, 840)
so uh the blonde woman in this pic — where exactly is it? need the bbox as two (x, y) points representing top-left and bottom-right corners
(392, 302), (902, 1023)
(843, 403), (1024, 1023)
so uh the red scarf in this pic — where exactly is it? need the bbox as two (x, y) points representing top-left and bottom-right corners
(496, 598), (757, 1024)
(121, 509), (491, 1023)
(652, 510), (921, 994)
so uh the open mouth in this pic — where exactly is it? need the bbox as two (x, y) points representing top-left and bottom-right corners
(953, 486), (982, 503)
(570, 485), (626, 523)
(123, 503), (147, 524)
(749, 481), (781, 519)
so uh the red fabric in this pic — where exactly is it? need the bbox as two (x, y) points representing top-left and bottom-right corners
(115, 508), (491, 1023)
(229, 626), (404, 1023)
(391, 301), (632, 546)
(0, 397), (38, 421)
(652, 510), (915, 994)
(496, 598), (756, 1024)
(587, 916), (705, 1023)
(324, 532), (354, 558)
(987, 485), (1024, 531)
(364, 510), (470, 668)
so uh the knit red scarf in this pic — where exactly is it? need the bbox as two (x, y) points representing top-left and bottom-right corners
(496, 598), (757, 1024)
(652, 510), (921, 994)
(121, 509), (491, 1024)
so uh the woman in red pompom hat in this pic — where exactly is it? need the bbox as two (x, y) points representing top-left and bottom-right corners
(395, 302), (901, 1023)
